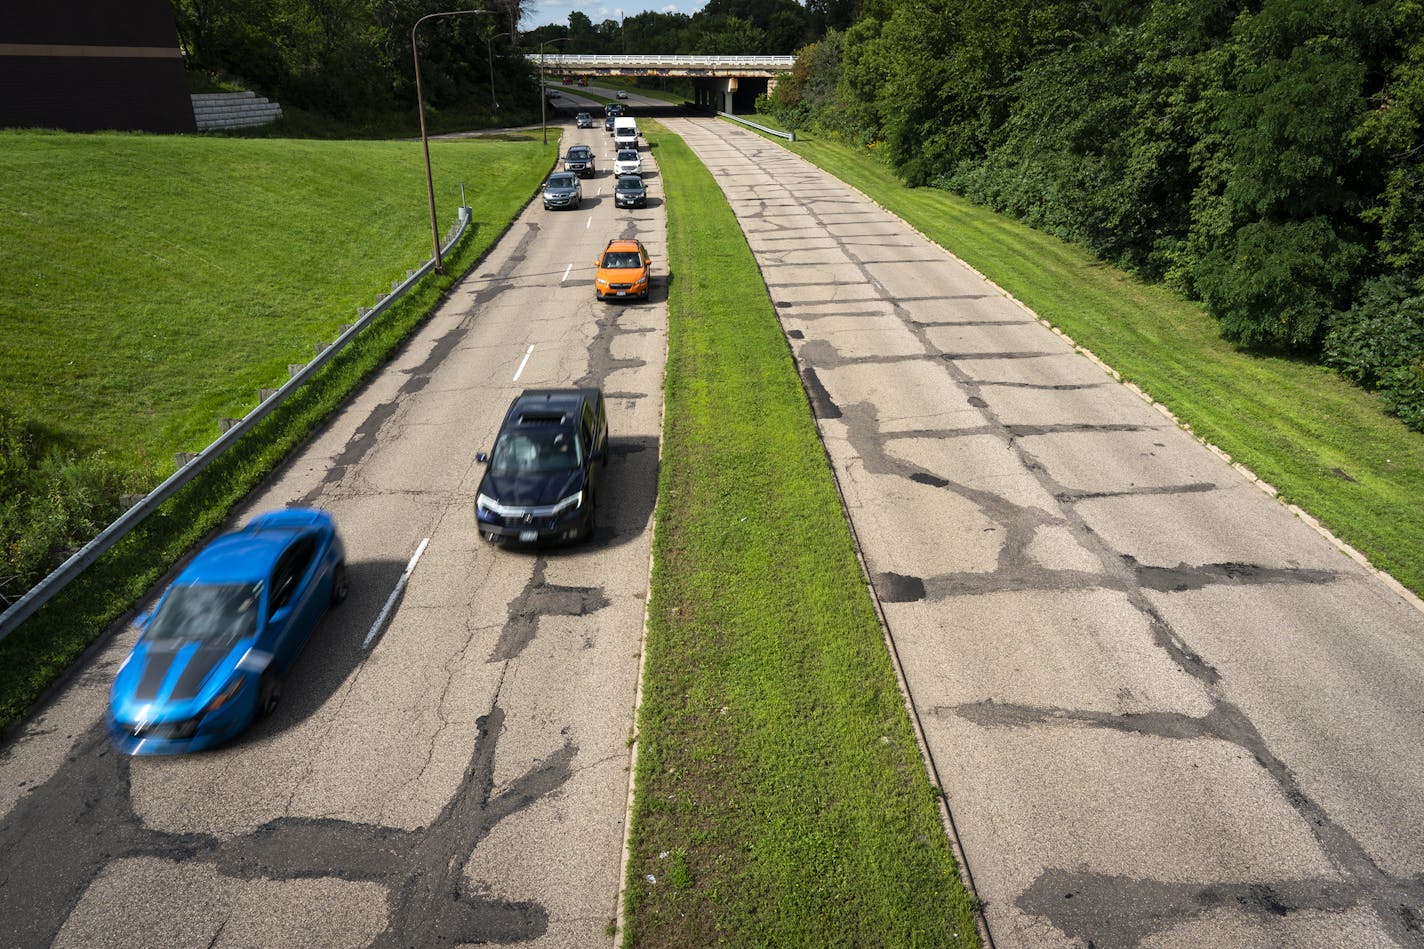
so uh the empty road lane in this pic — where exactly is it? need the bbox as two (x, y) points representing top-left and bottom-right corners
(666, 115), (1424, 948)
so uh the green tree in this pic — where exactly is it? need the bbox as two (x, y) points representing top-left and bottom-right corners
(1188, 0), (1389, 349)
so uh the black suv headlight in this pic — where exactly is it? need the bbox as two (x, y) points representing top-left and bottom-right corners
(551, 491), (583, 516)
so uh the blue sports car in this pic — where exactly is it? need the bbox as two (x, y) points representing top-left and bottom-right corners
(107, 508), (348, 755)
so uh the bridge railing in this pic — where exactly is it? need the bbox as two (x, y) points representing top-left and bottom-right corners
(534, 53), (794, 68)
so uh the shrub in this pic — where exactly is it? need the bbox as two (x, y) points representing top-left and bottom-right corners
(1324, 276), (1424, 431)
(1192, 216), (1365, 351)
(0, 413), (136, 606)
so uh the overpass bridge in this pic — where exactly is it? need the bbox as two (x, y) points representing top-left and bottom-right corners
(532, 53), (794, 113)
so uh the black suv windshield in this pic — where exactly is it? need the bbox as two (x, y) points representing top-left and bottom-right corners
(489, 428), (583, 474)
(568, 148), (591, 160)
(147, 582), (261, 644)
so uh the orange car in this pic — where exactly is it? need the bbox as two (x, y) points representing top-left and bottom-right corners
(594, 238), (653, 301)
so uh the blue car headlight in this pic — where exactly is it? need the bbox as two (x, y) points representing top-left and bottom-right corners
(203, 677), (246, 716)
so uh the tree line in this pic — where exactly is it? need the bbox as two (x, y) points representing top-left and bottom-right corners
(766, 0), (1424, 431)
(168, 0), (841, 123)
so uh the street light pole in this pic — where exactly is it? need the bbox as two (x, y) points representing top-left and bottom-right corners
(538, 37), (570, 146)
(413, 9), (493, 274)
(487, 30), (509, 110)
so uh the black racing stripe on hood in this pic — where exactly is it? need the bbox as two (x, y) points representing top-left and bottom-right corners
(134, 649), (178, 701)
(168, 644), (232, 701)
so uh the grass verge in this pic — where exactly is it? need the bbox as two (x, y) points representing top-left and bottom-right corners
(0, 131), (554, 731)
(622, 125), (980, 945)
(0, 131), (549, 474)
(763, 132), (1424, 598)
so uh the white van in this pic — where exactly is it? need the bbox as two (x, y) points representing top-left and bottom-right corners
(613, 116), (638, 149)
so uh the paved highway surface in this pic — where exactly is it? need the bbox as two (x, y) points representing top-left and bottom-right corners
(0, 96), (664, 948)
(663, 116), (1424, 948)
(6, 91), (1424, 949)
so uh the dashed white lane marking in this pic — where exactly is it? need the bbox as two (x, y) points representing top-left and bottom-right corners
(586, 216), (592, 229)
(363, 537), (429, 649)
(562, 263), (573, 283)
(514, 344), (535, 381)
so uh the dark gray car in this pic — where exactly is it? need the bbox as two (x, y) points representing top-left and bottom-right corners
(542, 172), (582, 210)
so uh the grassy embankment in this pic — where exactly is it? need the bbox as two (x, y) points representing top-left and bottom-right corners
(0, 131), (554, 729)
(748, 127), (1424, 598)
(622, 125), (981, 945)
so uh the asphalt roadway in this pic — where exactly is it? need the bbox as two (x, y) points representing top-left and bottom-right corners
(663, 116), (1424, 947)
(0, 96), (665, 947)
(5, 96), (1424, 949)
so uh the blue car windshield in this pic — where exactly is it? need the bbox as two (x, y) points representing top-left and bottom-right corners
(490, 428), (583, 474)
(147, 582), (261, 644)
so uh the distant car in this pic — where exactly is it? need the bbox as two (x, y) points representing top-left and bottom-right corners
(594, 237), (652, 301)
(475, 389), (609, 544)
(614, 175), (647, 208)
(604, 115), (616, 133)
(542, 172), (582, 210)
(107, 508), (348, 755)
(563, 144), (596, 178)
(576, 112), (594, 128)
(616, 90), (629, 99)
(613, 148), (642, 177)
(604, 102), (624, 117)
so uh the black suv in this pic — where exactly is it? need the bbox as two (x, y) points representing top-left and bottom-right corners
(563, 144), (596, 178)
(475, 389), (609, 544)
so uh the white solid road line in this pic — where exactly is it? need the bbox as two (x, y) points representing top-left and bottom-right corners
(513, 344), (534, 381)
(363, 537), (429, 649)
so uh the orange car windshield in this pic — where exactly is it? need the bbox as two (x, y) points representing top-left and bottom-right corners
(602, 252), (642, 269)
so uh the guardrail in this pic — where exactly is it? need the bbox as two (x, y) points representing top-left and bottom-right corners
(0, 202), (472, 644)
(718, 111), (795, 142)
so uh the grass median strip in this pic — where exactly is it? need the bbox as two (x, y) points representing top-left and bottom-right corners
(623, 126), (980, 945)
(752, 131), (1424, 599)
(0, 131), (554, 731)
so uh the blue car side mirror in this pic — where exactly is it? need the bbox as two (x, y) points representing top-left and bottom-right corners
(476, 451), (489, 464)
(135, 610), (153, 630)
(269, 606), (293, 629)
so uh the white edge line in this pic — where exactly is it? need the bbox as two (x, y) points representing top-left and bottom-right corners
(513, 344), (534, 382)
(362, 537), (429, 649)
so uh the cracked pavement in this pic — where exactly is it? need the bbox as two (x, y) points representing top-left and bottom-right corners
(0, 108), (666, 948)
(665, 116), (1424, 948)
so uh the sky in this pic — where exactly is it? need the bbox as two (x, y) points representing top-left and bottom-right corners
(523, 0), (703, 29)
